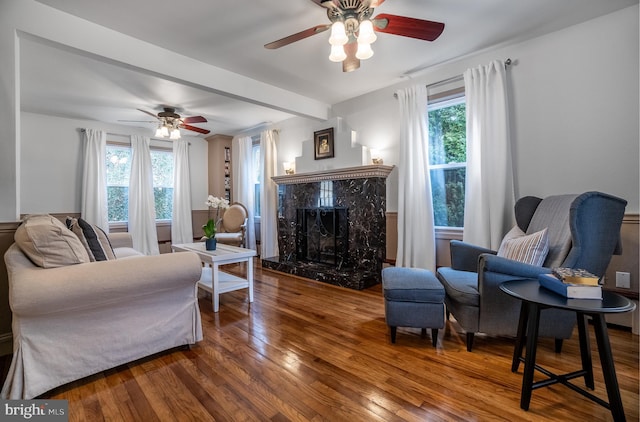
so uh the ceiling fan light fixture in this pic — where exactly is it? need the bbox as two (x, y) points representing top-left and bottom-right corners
(170, 128), (181, 140)
(357, 19), (377, 44)
(329, 44), (347, 62)
(355, 41), (374, 60)
(329, 21), (348, 46)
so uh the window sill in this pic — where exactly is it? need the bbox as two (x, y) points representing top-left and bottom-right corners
(435, 226), (463, 241)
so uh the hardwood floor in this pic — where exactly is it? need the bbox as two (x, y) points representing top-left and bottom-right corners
(8, 262), (639, 421)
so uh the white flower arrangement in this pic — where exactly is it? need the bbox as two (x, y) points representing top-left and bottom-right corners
(206, 195), (230, 210)
(202, 196), (230, 240)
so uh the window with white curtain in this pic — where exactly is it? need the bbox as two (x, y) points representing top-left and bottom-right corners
(427, 91), (467, 228)
(106, 143), (174, 222)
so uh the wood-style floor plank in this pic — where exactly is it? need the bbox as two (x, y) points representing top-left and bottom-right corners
(3, 262), (637, 421)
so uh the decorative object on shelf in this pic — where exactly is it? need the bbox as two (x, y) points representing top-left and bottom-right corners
(201, 195), (230, 250)
(314, 127), (334, 160)
(370, 149), (383, 164)
(283, 162), (295, 175)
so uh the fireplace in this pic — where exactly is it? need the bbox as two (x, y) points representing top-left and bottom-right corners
(262, 165), (393, 290)
(297, 207), (348, 267)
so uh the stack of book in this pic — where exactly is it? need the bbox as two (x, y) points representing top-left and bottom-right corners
(538, 268), (602, 299)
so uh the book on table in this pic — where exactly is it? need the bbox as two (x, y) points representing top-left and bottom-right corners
(538, 273), (602, 299)
(551, 267), (601, 286)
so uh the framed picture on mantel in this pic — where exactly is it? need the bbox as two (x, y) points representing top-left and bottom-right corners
(314, 127), (334, 160)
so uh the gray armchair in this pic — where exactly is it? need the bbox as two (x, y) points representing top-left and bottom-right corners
(437, 191), (627, 351)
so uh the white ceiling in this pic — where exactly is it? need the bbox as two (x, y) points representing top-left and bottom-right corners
(24, 0), (638, 136)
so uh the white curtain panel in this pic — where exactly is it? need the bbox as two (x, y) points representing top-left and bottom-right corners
(463, 60), (515, 249)
(81, 129), (109, 231)
(231, 136), (256, 250)
(395, 85), (436, 270)
(260, 129), (279, 259)
(171, 139), (193, 244)
(129, 135), (159, 255)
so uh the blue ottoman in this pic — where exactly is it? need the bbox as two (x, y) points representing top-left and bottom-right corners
(382, 267), (445, 347)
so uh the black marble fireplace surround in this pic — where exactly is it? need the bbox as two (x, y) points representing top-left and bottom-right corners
(263, 165), (393, 290)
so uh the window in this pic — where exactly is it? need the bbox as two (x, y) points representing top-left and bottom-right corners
(252, 139), (261, 217)
(106, 144), (174, 222)
(428, 94), (466, 227)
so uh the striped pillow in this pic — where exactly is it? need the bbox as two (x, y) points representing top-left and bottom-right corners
(66, 217), (116, 262)
(497, 226), (549, 266)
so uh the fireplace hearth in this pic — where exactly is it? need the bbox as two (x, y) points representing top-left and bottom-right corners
(262, 165), (393, 290)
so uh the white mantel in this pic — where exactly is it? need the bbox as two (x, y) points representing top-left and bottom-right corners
(272, 165), (395, 185)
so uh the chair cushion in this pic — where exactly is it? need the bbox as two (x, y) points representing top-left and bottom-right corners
(14, 214), (90, 268)
(527, 194), (577, 268)
(436, 267), (479, 307)
(382, 267), (444, 303)
(66, 217), (116, 262)
(497, 226), (549, 266)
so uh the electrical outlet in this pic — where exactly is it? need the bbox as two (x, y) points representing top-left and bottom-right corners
(615, 271), (631, 289)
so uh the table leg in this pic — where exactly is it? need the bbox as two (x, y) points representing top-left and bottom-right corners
(212, 262), (220, 313)
(512, 301), (529, 372)
(247, 257), (254, 304)
(520, 302), (541, 411)
(592, 313), (626, 422)
(576, 312), (594, 389)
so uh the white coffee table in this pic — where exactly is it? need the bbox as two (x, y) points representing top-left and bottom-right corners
(171, 242), (256, 312)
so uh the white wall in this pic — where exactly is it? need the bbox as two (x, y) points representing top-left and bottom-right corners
(20, 112), (209, 214)
(277, 5), (639, 214)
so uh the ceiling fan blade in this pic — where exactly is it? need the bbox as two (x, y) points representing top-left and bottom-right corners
(342, 41), (360, 73)
(182, 116), (207, 124)
(373, 13), (445, 42)
(137, 108), (159, 118)
(264, 24), (330, 49)
(309, 0), (337, 8)
(180, 124), (210, 135)
(370, 0), (385, 7)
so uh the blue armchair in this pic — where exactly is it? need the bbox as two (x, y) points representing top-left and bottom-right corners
(436, 191), (627, 351)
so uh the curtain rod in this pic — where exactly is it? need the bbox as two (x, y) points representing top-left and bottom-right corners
(393, 58), (512, 98)
(79, 128), (190, 144)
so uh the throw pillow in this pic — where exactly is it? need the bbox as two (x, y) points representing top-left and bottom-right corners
(66, 217), (116, 262)
(497, 226), (549, 266)
(14, 214), (90, 268)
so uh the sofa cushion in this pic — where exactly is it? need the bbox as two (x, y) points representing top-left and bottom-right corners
(14, 214), (90, 268)
(497, 226), (549, 266)
(66, 217), (116, 262)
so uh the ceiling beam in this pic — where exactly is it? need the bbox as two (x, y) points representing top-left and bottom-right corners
(8, 0), (330, 121)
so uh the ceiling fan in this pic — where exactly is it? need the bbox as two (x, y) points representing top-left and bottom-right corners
(264, 0), (445, 72)
(121, 107), (210, 138)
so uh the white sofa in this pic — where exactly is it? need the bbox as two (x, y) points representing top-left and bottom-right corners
(2, 228), (203, 399)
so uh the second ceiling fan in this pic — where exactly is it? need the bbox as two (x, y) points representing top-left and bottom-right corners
(265, 0), (445, 72)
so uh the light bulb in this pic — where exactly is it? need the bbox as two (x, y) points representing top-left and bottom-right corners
(155, 127), (163, 137)
(328, 21), (348, 46)
(170, 128), (181, 139)
(356, 41), (374, 60)
(329, 44), (347, 62)
(357, 20), (377, 44)
(160, 126), (169, 137)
